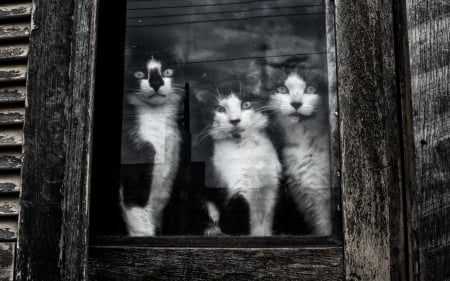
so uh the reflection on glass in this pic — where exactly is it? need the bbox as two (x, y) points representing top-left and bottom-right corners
(119, 0), (332, 236)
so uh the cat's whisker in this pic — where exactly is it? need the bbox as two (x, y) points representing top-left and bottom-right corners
(197, 127), (222, 143)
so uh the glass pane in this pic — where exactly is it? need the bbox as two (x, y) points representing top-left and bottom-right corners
(119, 0), (337, 237)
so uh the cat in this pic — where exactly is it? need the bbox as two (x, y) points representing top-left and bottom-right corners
(119, 56), (184, 236)
(196, 80), (281, 236)
(266, 66), (332, 236)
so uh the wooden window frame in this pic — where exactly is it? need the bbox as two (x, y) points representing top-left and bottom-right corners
(14, 0), (414, 280)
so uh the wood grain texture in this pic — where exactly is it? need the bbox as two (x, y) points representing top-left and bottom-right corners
(89, 246), (343, 281)
(393, 0), (420, 279)
(0, 23), (29, 41)
(334, 1), (406, 280)
(0, 107), (24, 126)
(0, 86), (25, 104)
(0, 243), (14, 281)
(407, 1), (450, 280)
(15, 0), (98, 280)
(0, 3), (31, 20)
(0, 44), (28, 62)
(0, 219), (17, 240)
(0, 152), (21, 171)
(0, 128), (22, 146)
(0, 66), (26, 83)
(0, 199), (17, 216)
(0, 174), (20, 193)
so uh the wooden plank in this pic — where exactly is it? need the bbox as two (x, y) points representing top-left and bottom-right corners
(0, 44), (28, 62)
(89, 246), (344, 281)
(90, 236), (342, 248)
(0, 243), (14, 281)
(0, 128), (22, 146)
(0, 152), (21, 171)
(0, 23), (30, 41)
(16, 0), (99, 280)
(0, 86), (25, 104)
(0, 65), (26, 83)
(0, 3), (31, 20)
(0, 107), (24, 126)
(392, 0), (420, 279)
(407, 1), (450, 280)
(0, 219), (17, 240)
(0, 199), (18, 216)
(0, 174), (20, 193)
(334, 1), (406, 281)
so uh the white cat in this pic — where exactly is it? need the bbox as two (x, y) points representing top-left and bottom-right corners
(120, 57), (183, 236)
(199, 82), (281, 236)
(268, 71), (331, 236)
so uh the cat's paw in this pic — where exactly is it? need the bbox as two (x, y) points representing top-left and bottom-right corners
(204, 225), (223, 236)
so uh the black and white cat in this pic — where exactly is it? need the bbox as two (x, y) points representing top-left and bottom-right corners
(120, 56), (184, 236)
(267, 68), (332, 236)
(197, 81), (281, 236)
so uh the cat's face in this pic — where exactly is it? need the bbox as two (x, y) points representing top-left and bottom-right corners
(268, 72), (320, 123)
(125, 57), (181, 106)
(199, 83), (268, 141)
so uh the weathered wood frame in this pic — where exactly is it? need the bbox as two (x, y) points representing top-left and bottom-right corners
(14, 0), (413, 280)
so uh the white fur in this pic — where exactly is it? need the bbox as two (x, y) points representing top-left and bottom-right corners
(211, 94), (281, 236)
(270, 73), (332, 236)
(120, 58), (182, 236)
(204, 201), (223, 236)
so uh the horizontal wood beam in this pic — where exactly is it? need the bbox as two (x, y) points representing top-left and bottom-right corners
(0, 86), (25, 104)
(0, 3), (32, 21)
(0, 23), (30, 41)
(89, 246), (344, 281)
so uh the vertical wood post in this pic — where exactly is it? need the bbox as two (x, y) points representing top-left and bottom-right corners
(15, 0), (98, 280)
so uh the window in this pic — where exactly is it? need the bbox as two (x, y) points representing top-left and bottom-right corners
(16, 0), (409, 279)
(91, 0), (341, 240)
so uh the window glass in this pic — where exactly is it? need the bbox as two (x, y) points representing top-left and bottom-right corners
(119, 0), (334, 237)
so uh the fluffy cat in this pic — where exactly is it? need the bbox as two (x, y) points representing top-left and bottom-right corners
(197, 81), (281, 236)
(266, 67), (332, 236)
(120, 56), (184, 236)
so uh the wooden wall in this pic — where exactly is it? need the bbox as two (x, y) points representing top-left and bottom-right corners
(407, 0), (450, 280)
(0, 0), (445, 280)
(0, 2), (30, 281)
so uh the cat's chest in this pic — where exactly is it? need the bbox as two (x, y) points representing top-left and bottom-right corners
(213, 136), (280, 189)
(135, 107), (180, 162)
(280, 121), (330, 181)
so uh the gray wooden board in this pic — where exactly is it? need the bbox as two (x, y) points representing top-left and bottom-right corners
(0, 24), (29, 41)
(0, 152), (21, 171)
(0, 219), (17, 240)
(335, 1), (406, 280)
(0, 199), (17, 217)
(407, 1), (450, 280)
(393, 0), (420, 279)
(0, 3), (31, 20)
(0, 174), (20, 193)
(0, 128), (22, 147)
(15, 0), (98, 280)
(0, 243), (13, 281)
(0, 86), (25, 104)
(88, 246), (344, 281)
(0, 44), (28, 62)
(0, 66), (26, 83)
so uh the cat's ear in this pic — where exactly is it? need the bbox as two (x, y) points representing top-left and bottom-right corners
(192, 85), (215, 105)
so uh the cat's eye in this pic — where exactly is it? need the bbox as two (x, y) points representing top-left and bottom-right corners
(242, 101), (252, 110)
(133, 71), (146, 79)
(163, 68), (174, 77)
(215, 105), (226, 113)
(306, 86), (316, 93)
(277, 86), (288, 94)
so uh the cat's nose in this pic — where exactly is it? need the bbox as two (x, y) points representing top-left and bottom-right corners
(150, 77), (164, 92)
(291, 102), (302, 110)
(229, 119), (241, 125)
